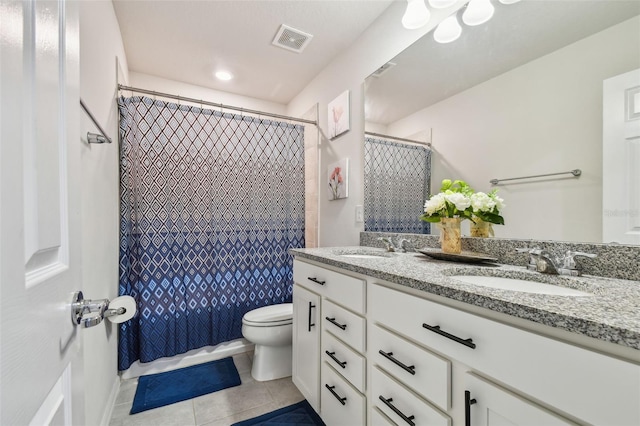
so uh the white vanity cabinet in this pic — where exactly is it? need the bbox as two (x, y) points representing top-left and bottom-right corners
(464, 373), (574, 426)
(292, 259), (367, 424)
(292, 284), (321, 411)
(370, 283), (640, 426)
(292, 257), (640, 426)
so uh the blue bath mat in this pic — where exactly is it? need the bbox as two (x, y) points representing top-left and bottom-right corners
(130, 357), (241, 414)
(232, 400), (325, 426)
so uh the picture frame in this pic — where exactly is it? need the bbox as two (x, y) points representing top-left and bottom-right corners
(328, 158), (349, 201)
(328, 90), (350, 139)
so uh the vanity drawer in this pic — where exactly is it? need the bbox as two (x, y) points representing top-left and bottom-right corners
(323, 299), (366, 353)
(294, 259), (365, 314)
(372, 366), (450, 426)
(370, 283), (640, 425)
(322, 330), (366, 392)
(371, 324), (450, 411)
(371, 407), (396, 426)
(321, 362), (366, 426)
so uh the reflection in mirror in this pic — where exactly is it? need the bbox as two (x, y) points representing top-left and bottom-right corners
(363, 133), (432, 234)
(364, 0), (640, 244)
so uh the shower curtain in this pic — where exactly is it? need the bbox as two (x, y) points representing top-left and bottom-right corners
(364, 136), (431, 234)
(117, 96), (305, 371)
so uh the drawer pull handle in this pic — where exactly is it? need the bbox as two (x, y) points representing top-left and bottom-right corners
(325, 384), (347, 405)
(422, 323), (476, 349)
(378, 350), (416, 375)
(378, 396), (415, 426)
(325, 350), (347, 368)
(307, 277), (325, 285)
(465, 390), (477, 426)
(325, 316), (347, 330)
(308, 302), (316, 332)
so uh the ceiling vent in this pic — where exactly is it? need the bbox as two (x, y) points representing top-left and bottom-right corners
(370, 62), (396, 78)
(272, 24), (313, 53)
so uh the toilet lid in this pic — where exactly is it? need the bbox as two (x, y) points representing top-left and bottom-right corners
(242, 303), (293, 325)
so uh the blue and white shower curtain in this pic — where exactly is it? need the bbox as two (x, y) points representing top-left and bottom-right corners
(364, 136), (431, 234)
(117, 96), (305, 370)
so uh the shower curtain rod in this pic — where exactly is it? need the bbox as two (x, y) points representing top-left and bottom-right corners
(365, 131), (431, 147)
(118, 84), (318, 126)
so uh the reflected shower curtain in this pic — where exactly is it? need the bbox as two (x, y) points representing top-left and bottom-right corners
(117, 96), (305, 371)
(364, 136), (431, 234)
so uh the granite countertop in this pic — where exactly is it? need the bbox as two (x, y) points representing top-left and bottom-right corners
(290, 246), (640, 352)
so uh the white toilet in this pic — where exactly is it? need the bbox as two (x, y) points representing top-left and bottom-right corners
(241, 303), (293, 381)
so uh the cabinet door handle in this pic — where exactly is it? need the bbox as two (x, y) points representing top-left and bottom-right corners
(422, 323), (476, 349)
(307, 277), (325, 285)
(325, 384), (347, 405)
(325, 316), (347, 330)
(308, 302), (316, 332)
(465, 390), (477, 426)
(378, 395), (415, 426)
(378, 350), (416, 375)
(325, 350), (347, 368)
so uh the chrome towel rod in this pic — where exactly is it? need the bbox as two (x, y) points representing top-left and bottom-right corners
(80, 98), (112, 144)
(490, 169), (581, 185)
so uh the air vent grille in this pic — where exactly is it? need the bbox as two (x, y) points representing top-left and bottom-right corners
(370, 62), (396, 78)
(272, 24), (313, 53)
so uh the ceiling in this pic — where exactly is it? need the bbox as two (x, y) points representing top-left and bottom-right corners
(365, 0), (640, 126)
(112, 0), (395, 105)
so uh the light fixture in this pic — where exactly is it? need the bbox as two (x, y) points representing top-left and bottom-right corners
(428, 0), (457, 9)
(215, 70), (233, 81)
(462, 0), (495, 26)
(498, 0), (520, 3)
(402, 0), (431, 30)
(434, 14), (462, 43)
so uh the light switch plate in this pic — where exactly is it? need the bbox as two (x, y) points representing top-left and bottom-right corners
(355, 205), (364, 223)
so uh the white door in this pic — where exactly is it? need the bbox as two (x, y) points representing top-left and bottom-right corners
(292, 284), (320, 412)
(465, 374), (574, 426)
(603, 68), (640, 244)
(1, 0), (84, 425)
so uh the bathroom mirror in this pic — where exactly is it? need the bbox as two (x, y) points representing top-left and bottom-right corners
(364, 0), (640, 244)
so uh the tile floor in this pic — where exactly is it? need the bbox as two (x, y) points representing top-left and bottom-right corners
(109, 352), (304, 426)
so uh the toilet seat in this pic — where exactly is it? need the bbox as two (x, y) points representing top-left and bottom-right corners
(242, 303), (293, 327)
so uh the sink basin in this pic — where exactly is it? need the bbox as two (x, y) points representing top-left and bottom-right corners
(333, 249), (395, 259)
(450, 275), (592, 296)
(340, 254), (388, 259)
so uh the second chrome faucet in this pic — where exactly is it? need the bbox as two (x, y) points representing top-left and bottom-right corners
(517, 247), (597, 277)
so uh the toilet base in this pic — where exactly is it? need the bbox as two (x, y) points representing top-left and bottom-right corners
(251, 344), (292, 381)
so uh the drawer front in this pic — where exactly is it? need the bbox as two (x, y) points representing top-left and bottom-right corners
(321, 362), (366, 426)
(370, 284), (640, 425)
(371, 324), (450, 411)
(294, 259), (365, 314)
(323, 299), (366, 353)
(372, 366), (450, 426)
(371, 407), (396, 426)
(322, 330), (366, 392)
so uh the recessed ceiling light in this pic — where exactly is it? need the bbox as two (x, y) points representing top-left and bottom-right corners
(215, 71), (233, 81)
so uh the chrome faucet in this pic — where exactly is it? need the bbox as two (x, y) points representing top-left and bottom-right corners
(378, 236), (411, 253)
(516, 248), (596, 276)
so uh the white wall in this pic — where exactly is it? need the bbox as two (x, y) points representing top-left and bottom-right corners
(387, 16), (640, 243)
(128, 72), (287, 115)
(79, 2), (129, 425)
(287, 1), (467, 247)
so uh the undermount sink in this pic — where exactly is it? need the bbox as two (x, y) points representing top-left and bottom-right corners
(334, 249), (395, 259)
(340, 254), (388, 259)
(451, 275), (593, 297)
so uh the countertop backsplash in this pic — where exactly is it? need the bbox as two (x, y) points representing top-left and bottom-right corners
(360, 232), (640, 282)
